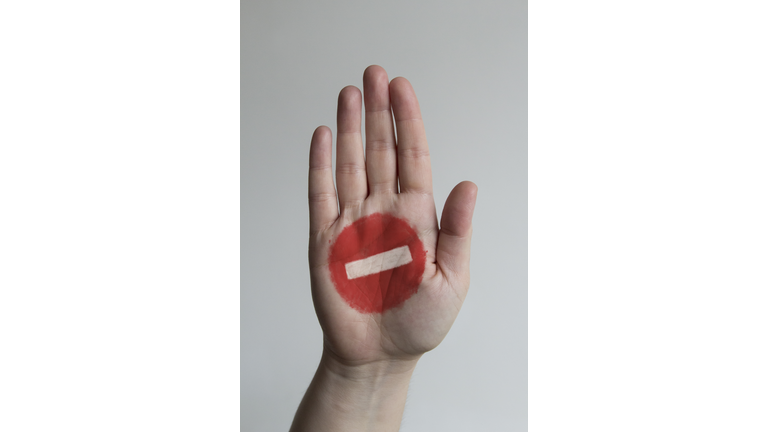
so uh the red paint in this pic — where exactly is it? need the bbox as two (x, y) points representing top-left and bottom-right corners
(328, 213), (426, 313)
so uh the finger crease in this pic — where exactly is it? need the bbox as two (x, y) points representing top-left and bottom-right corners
(336, 163), (366, 175)
(366, 139), (396, 151)
(399, 147), (430, 159)
(308, 193), (336, 203)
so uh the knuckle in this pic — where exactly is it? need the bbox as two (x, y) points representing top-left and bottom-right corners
(308, 192), (336, 203)
(401, 188), (433, 197)
(366, 138), (395, 152)
(368, 179), (396, 189)
(340, 198), (365, 209)
(399, 146), (430, 159)
(336, 162), (366, 175)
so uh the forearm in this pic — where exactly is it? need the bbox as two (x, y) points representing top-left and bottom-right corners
(290, 349), (420, 432)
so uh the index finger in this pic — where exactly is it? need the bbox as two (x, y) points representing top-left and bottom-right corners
(390, 77), (432, 195)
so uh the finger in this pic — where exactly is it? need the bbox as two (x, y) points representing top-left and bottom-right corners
(308, 126), (338, 234)
(390, 77), (432, 195)
(363, 65), (398, 194)
(436, 181), (478, 282)
(335, 86), (367, 209)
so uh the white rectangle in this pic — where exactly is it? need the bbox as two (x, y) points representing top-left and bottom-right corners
(531, 1), (768, 430)
(345, 246), (413, 279)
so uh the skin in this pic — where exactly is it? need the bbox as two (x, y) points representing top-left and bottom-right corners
(291, 65), (478, 432)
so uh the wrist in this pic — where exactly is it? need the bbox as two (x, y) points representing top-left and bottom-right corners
(320, 347), (421, 384)
(291, 348), (419, 431)
(291, 349), (419, 432)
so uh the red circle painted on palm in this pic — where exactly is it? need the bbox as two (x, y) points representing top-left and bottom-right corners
(328, 213), (427, 313)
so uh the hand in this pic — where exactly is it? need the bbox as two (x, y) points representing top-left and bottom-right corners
(292, 65), (477, 432)
(308, 65), (478, 368)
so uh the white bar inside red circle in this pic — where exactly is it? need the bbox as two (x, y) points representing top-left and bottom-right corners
(344, 245), (413, 280)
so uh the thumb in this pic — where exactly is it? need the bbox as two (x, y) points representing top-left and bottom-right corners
(436, 181), (478, 282)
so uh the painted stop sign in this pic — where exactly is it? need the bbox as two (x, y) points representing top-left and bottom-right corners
(328, 213), (427, 313)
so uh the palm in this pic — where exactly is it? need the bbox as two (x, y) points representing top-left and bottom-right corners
(308, 66), (477, 366)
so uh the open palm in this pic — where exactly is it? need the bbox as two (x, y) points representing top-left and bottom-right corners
(308, 66), (477, 367)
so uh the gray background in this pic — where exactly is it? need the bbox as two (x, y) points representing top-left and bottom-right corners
(242, 0), (527, 430)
